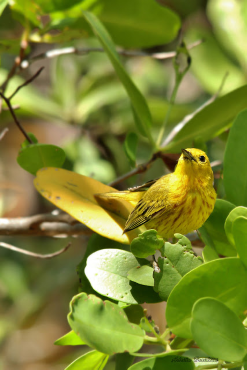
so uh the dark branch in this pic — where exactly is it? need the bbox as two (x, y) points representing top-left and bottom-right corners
(8, 66), (44, 100)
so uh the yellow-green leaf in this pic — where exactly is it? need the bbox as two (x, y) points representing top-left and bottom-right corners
(34, 168), (139, 244)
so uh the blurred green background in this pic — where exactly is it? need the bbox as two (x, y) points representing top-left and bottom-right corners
(0, 0), (247, 368)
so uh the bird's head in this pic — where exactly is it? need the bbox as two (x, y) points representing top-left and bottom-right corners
(175, 148), (214, 183)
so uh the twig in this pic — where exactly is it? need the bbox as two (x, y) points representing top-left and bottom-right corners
(8, 66), (44, 100)
(20, 40), (204, 68)
(108, 151), (163, 187)
(0, 127), (8, 141)
(0, 241), (72, 259)
(161, 72), (229, 148)
(0, 66), (44, 144)
(0, 92), (33, 144)
(0, 39), (28, 93)
(0, 212), (92, 237)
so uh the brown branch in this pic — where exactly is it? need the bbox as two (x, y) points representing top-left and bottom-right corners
(0, 241), (72, 259)
(21, 40), (204, 68)
(0, 212), (92, 237)
(8, 66), (44, 100)
(0, 39), (28, 93)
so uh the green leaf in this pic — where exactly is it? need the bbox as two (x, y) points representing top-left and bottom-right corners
(224, 109), (247, 206)
(35, 0), (86, 13)
(202, 245), (219, 263)
(128, 355), (195, 370)
(54, 330), (85, 346)
(124, 132), (138, 168)
(154, 237), (203, 301)
(21, 133), (38, 149)
(127, 265), (154, 287)
(130, 230), (164, 258)
(83, 11), (156, 148)
(163, 85), (247, 152)
(124, 305), (144, 325)
(17, 144), (66, 175)
(85, 249), (161, 304)
(68, 293), (144, 355)
(191, 298), (247, 362)
(199, 199), (236, 257)
(11, 0), (42, 28)
(166, 257), (247, 338)
(115, 353), (134, 370)
(65, 350), (109, 370)
(0, 0), (9, 16)
(225, 206), (247, 246)
(233, 216), (247, 268)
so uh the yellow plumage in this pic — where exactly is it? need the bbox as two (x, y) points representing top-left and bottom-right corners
(96, 148), (216, 239)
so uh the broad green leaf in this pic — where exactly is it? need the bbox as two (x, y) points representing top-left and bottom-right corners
(199, 199), (236, 257)
(54, 330), (85, 346)
(17, 144), (66, 175)
(154, 237), (203, 301)
(34, 168), (139, 244)
(68, 293), (144, 354)
(85, 249), (161, 304)
(191, 298), (247, 362)
(46, 0), (180, 48)
(65, 350), (108, 370)
(124, 305), (144, 325)
(83, 11), (156, 148)
(225, 206), (247, 246)
(35, 0), (87, 13)
(166, 258), (247, 338)
(124, 132), (138, 168)
(130, 230), (164, 258)
(127, 265), (154, 287)
(129, 355), (195, 370)
(115, 353), (134, 370)
(77, 234), (128, 296)
(163, 85), (247, 153)
(224, 109), (247, 206)
(233, 217), (247, 268)
(0, 0), (8, 16)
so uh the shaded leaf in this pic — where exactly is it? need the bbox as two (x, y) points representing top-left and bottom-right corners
(21, 133), (38, 149)
(83, 11), (156, 147)
(191, 297), (247, 362)
(34, 168), (139, 244)
(17, 144), (66, 175)
(224, 109), (247, 206)
(0, 0), (9, 16)
(124, 132), (138, 168)
(166, 257), (247, 338)
(129, 355), (195, 370)
(68, 293), (144, 355)
(233, 216), (247, 268)
(225, 206), (247, 246)
(130, 230), (164, 258)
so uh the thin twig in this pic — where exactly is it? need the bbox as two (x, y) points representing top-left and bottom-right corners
(108, 151), (163, 187)
(161, 72), (229, 148)
(8, 66), (44, 101)
(1, 39), (28, 93)
(0, 241), (72, 259)
(0, 92), (33, 143)
(0, 127), (9, 141)
(21, 40), (204, 68)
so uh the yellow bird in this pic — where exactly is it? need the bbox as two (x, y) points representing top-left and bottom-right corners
(97, 148), (216, 239)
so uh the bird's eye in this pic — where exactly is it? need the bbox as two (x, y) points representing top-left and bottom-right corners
(199, 155), (206, 163)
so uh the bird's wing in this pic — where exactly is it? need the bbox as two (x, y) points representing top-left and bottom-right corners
(124, 174), (175, 233)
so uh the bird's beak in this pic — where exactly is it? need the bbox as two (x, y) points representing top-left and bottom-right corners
(182, 149), (196, 162)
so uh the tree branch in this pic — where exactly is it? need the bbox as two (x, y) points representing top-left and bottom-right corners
(0, 241), (72, 259)
(0, 212), (92, 237)
(20, 39), (204, 68)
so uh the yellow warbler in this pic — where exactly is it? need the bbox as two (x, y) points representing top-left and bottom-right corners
(96, 148), (216, 239)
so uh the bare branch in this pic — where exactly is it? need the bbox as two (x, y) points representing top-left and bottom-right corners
(0, 241), (72, 259)
(8, 66), (44, 100)
(0, 212), (92, 237)
(21, 40), (204, 68)
(0, 127), (9, 141)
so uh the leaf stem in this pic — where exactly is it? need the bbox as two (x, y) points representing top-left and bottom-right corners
(196, 361), (243, 370)
(144, 317), (167, 347)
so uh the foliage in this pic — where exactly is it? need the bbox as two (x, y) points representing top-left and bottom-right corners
(1, 1), (247, 370)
